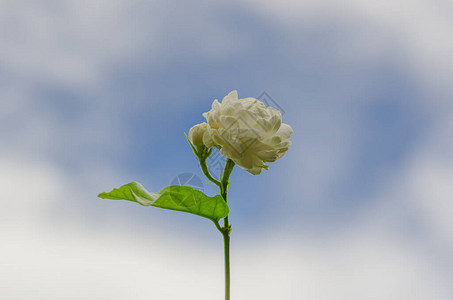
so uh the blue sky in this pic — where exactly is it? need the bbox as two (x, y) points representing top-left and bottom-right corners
(1, 0), (453, 299)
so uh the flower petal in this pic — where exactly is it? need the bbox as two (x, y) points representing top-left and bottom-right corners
(276, 123), (293, 140)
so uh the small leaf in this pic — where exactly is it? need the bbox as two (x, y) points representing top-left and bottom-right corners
(98, 182), (228, 221)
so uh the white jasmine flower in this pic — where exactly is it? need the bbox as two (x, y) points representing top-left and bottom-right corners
(201, 90), (293, 175)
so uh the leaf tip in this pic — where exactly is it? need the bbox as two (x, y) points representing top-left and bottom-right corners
(97, 192), (107, 199)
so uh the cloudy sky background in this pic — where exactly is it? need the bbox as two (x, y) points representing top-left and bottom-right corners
(1, 0), (453, 299)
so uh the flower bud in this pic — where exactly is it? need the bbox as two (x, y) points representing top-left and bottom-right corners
(189, 122), (208, 146)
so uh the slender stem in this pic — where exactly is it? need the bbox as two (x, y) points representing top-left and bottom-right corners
(213, 220), (222, 233)
(214, 221), (230, 300)
(200, 155), (235, 300)
(223, 231), (230, 300)
(219, 159), (235, 300)
(200, 158), (221, 186)
(221, 159), (236, 193)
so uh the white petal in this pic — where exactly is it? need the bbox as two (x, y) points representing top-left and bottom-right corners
(256, 150), (279, 162)
(276, 123), (293, 140)
(222, 90), (238, 104)
(202, 130), (215, 148)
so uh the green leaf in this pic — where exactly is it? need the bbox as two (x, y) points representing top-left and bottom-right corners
(98, 182), (228, 222)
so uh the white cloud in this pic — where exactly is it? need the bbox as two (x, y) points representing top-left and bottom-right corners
(235, 233), (451, 299)
(0, 0), (250, 93)
(1, 152), (452, 299)
(243, 0), (453, 92)
(394, 116), (453, 247)
(0, 0), (155, 90)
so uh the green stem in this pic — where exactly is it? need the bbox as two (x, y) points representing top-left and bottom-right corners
(223, 230), (230, 300)
(200, 158), (221, 186)
(201, 156), (235, 300)
(219, 159), (235, 300)
(213, 218), (231, 300)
